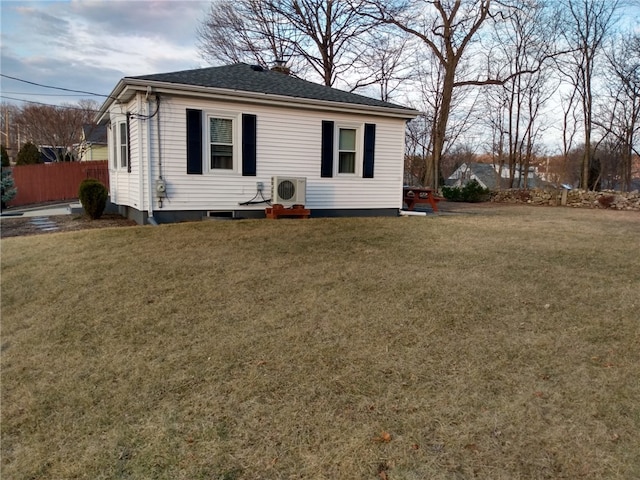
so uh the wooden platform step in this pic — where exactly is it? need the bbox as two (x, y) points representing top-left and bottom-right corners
(265, 204), (311, 219)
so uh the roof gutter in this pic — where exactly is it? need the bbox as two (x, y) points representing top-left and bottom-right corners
(97, 78), (420, 121)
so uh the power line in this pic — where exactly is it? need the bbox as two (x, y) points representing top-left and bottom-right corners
(2, 91), (88, 97)
(0, 95), (100, 112)
(0, 73), (112, 98)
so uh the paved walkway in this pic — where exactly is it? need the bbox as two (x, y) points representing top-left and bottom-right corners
(28, 216), (60, 232)
(1, 203), (76, 218)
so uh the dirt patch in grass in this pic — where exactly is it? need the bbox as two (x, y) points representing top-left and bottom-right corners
(2, 206), (639, 479)
(0, 213), (137, 238)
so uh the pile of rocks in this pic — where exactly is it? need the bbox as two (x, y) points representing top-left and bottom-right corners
(490, 188), (640, 211)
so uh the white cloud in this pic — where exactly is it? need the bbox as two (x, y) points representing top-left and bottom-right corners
(1, 0), (209, 104)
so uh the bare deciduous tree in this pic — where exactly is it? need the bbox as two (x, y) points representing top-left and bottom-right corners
(359, 0), (547, 188)
(15, 100), (99, 162)
(1, 103), (21, 157)
(557, 85), (582, 186)
(593, 32), (640, 191)
(349, 29), (414, 101)
(557, 0), (620, 189)
(197, 0), (297, 68)
(197, 0), (376, 87)
(488, 1), (559, 188)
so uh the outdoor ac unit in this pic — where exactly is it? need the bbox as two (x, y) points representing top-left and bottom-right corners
(271, 176), (306, 206)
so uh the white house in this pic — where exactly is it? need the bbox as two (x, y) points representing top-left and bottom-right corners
(96, 63), (419, 224)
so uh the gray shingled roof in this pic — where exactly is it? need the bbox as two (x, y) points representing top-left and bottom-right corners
(128, 63), (415, 112)
(82, 124), (107, 144)
(446, 162), (548, 189)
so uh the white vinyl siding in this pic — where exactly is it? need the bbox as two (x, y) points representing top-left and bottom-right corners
(108, 102), (140, 209)
(109, 93), (407, 212)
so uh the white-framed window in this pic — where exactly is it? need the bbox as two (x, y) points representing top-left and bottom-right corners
(335, 124), (361, 176)
(207, 113), (238, 172)
(118, 121), (128, 169)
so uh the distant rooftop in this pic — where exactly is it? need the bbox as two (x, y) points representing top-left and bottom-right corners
(82, 124), (107, 144)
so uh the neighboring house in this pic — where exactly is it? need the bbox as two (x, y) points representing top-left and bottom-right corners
(446, 162), (547, 189)
(78, 124), (108, 161)
(39, 146), (74, 163)
(96, 63), (419, 225)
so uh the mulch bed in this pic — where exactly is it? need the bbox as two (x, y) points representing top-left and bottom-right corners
(0, 214), (137, 239)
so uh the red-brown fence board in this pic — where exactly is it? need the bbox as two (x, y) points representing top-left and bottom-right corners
(8, 161), (110, 207)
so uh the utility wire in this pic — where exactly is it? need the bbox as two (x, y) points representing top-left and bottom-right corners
(2, 91), (89, 96)
(0, 73), (113, 99)
(0, 95), (100, 112)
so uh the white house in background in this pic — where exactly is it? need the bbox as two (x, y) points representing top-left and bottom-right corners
(446, 162), (546, 190)
(96, 63), (419, 225)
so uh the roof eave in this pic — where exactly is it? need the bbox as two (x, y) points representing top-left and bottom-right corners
(106, 78), (419, 120)
(95, 79), (131, 124)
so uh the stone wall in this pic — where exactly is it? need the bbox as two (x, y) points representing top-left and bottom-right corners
(490, 188), (640, 211)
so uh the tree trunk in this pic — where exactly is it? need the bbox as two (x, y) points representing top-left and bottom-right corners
(427, 65), (456, 190)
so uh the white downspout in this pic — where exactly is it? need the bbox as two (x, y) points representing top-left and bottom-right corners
(136, 96), (144, 217)
(146, 89), (158, 225)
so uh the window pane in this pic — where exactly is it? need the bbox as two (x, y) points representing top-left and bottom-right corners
(118, 122), (128, 168)
(210, 118), (232, 143)
(211, 144), (233, 169)
(119, 122), (127, 145)
(339, 128), (356, 150)
(339, 152), (355, 174)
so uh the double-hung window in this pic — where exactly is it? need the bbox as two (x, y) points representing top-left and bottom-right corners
(119, 122), (128, 169)
(112, 120), (128, 170)
(321, 120), (375, 179)
(187, 109), (256, 176)
(208, 116), (234, 171)
(338, 127), (357, 174)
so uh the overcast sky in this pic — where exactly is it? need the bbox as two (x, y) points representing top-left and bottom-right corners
(1, 0), (210, 107)
(2, 0), (638, 142)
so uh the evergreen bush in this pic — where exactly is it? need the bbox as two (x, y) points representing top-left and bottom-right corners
(1, 145), (9, 167)
(442, 179), (491, 203)
(1, 168), (17, 209)
(78, 178), (108, 219)
(16, 142), (41, 165)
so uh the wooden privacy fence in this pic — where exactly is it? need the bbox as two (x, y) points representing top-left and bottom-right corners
(8, 161), (110, 207)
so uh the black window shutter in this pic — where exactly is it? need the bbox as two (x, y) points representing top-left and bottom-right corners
(242, 114), (257, 176)
(321, 120), (334, 178)
(363, 123), (376, 178)
(186, 109), (203, 174)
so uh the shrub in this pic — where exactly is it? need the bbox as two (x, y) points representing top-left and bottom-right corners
(1, 168), (17, 209)
(442, 179), (491, 203)
(441, 185), (463, 202)
(1, 145), (9, 167)
(78, 178), (108, 219)
(16, 142), (41, 165)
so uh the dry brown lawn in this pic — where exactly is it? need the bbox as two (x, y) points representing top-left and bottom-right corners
(1, 206), (639, 479)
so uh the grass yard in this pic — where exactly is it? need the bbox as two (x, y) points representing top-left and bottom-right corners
(1, 205), (639, 479)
